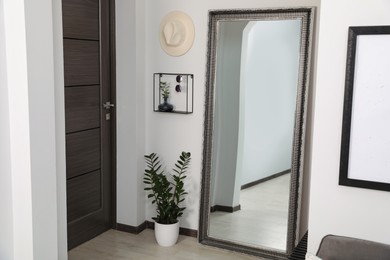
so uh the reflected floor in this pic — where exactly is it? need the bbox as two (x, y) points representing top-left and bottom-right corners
(209, 174), (290, 251)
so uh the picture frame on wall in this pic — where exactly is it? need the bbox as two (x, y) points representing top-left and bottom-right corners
(339, 26), (390, 192)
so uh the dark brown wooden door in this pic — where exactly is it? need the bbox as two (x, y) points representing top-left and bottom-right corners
(62, 0), (114, 250)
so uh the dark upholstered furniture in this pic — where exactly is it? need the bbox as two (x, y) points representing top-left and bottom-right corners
(316, 235), (390, 260)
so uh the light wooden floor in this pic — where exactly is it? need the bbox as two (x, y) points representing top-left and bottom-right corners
(209, 174), (290, 251)
(68, 229), (260, 260)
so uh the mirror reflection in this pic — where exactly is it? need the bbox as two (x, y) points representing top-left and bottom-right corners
(209, 19), (301, 251)
(199, 8), (314, 259)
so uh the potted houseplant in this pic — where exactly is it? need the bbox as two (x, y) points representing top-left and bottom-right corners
(158, 81), (174, 112)
(143, 151), (191, 246)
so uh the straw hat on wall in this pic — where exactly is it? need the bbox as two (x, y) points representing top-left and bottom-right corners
(159, 11), (195, 56)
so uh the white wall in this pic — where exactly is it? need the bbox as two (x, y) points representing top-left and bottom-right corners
(144, 0), (320, 231)
(308, 0), (390, 254)
(238, 20), (300, 186)
(3, 1), (34, 257)
(0, 0), (66, 259)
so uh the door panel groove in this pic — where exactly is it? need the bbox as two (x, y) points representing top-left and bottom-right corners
(66, 126), (101, 135)
(63, 37), (100, 42)
(66, 167), (101, 181)
(65, 84), (101, 88)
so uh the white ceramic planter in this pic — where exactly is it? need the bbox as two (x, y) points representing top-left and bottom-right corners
(154, 221), (180, 247)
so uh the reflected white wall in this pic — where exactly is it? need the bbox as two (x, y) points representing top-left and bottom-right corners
(237, 20), (301, 186)
(211, 21), (247, 208)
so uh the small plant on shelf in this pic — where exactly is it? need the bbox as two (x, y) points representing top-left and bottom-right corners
(158, 81), (173, 112)
(160, 81), (170, 100)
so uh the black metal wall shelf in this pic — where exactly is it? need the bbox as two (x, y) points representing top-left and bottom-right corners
(153, 73), (194, 114)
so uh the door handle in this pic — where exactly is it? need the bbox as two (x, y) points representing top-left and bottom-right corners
(103, 101), (115, 110)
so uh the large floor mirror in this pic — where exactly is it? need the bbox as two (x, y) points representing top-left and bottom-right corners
(199, 8), (314, 259)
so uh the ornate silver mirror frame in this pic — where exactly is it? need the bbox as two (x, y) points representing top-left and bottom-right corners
(199, 8), (314, 259)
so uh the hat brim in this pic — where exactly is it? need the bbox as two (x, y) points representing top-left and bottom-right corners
(159, 11), (195, 57)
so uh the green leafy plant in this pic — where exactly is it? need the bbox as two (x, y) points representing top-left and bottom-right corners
(160, 81), (170, 99)
(144, 151), (191, 224)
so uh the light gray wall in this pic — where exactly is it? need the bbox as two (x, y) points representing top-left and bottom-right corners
(116, 0), (147, 227)
(238, 20), (301, 186)
(25, 0), (61, 258)
(52, 0), (68, 258)
(0, 0), (63, 259)
(211, 21), (247, 208)
(0, 0), (14, 258)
